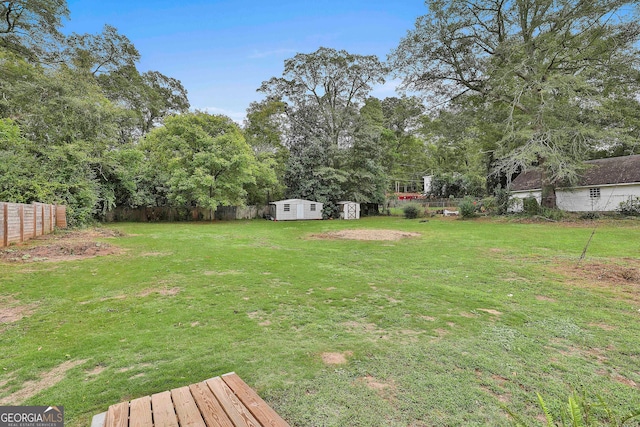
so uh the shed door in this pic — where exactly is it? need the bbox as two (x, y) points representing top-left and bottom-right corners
(347, 203), (356, 219)
(297, 203), (304, 219)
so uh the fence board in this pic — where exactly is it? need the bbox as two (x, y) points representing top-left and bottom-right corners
(0, 202), (67, 247)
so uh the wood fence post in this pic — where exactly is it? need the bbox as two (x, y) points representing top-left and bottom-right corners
(33, 204), (37, 238)
(19, 204), (24, 242)
(3, 203), (8, 247)
(41, 205), (45, 236)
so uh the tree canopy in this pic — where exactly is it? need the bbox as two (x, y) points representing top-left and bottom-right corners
(391, 0), (640, 206)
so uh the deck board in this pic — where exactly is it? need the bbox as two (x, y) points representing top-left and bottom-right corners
(171, 386), (206, 427)
(99, 374), (288, 427)
(189, 382), (235, 427)
(206, 377), (261, 427)
(151, 391), (179, 427)
(222, 373), (290, 427)
(129, 396), (152, 427)
(105, 401), (129, 427)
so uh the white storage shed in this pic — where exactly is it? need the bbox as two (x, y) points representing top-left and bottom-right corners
(337, 201), (360, 220)
(269, 199), (323, 221)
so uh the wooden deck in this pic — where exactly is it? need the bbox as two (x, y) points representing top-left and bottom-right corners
(92, 373), (289, 427)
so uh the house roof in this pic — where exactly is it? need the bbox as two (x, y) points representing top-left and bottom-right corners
(269, 199), (322, 205)
(510, 154), (640, 192)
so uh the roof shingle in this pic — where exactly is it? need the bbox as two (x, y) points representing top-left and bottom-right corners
(510, 154), (640, 191)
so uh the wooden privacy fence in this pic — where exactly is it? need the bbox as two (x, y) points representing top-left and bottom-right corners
(0, 202), (67, 247)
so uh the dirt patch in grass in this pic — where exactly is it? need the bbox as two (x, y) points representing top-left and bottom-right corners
(137, 287), (181, 297)
(477, 308), (502, 316)
(553, 259), (640, 302)
(0, 229), (123, 263)
(86, 364), (106, 377)
(321, 351), (353, 365)
(588, 322), (616, 331)
(309, 229), (421, 241)
(0, 359), (86, 405)
(0, 296), (38, 325)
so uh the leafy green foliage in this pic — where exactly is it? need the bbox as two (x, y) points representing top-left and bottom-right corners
(402, 203), (420, 219)
(522, 197), (540, 216)
(507, 391), (640, 427)
(259, 48), (388, 205)
(427, 172), (485, 198)
(617, 197), (640, 216)
(141, 112), (258, 212)
(392, 0), (640, 207)
(0, 0), (69, 61)
(458, 197), (477, 219)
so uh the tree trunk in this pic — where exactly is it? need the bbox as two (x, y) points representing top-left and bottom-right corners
(538, 157), (557, 209)
(541, 183), (557, 209)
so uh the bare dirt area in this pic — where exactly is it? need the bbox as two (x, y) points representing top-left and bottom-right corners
(0, 359), (86, 405)
(310, 229), (421, 241)
(0, 296), (38, 325)
(554, 259), (640, 302)
(321, 351), (353, 365)
(0, 228), (123, 263)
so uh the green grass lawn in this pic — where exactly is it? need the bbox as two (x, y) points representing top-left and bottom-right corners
(1, 216), (639, 426)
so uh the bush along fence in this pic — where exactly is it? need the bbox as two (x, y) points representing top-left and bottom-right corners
(0, 202), (67, 247)
(105, 205), (272, 222)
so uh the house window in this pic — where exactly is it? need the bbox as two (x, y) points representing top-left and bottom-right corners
(284, 204), (290, 212)
(589, 188), (601, 199)
(310, 204), (316, 211)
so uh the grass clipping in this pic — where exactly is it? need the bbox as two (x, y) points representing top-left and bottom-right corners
(310, 229), (421, 241)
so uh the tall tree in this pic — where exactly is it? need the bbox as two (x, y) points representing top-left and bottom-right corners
(259, 47), (387, 149)
(259, 47), (388, 211)
(380, 96), (429, 191)
(0, 0), (68, 61)
(98, 66), (190, 142)
(391, 0), (640, 207)
(243, 99), (288, 203)
(141, 112), (258, 215)
(341, 97), (388, 204)
(64, 25), (140, 76)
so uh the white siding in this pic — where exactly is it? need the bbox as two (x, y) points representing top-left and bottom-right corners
(270, 199), (323, 220)
(509, 191), (542, 212)
(338, 202), (360, 220)
(557, 184), (640, 212)
(510, 184), (640, 212)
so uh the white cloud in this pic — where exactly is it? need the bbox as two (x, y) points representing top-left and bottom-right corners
(370, 78), (403, 98)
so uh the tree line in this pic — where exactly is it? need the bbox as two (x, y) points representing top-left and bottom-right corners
(2, 0), (639, 223)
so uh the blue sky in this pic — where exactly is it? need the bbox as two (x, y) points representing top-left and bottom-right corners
(63, 1), (427, 123)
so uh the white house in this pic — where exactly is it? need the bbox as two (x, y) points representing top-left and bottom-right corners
(510, 155), (640, 212)
(337, 201), (360, 220)
(269, 199), (323, 221)
(423, 175), (433, 195)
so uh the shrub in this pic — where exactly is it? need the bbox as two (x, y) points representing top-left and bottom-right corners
(539, 207), (565, 221)
(506, 391), (640, 426)
(481, 196), (497, 214)
(618, 197), (640, 216)
(580, 211), (601, 220)
(459, 197), (477, 219)
(492, 186), (513, 215)
(522, 197), (540, 215)
(402, 204), (421, 219)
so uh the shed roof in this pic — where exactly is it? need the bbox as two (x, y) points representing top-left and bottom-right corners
(510, 154), (640, 192)
(269, 199), (322, 205)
